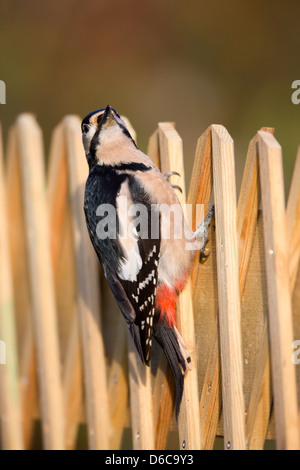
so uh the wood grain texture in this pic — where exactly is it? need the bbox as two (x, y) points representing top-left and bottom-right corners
(237, 129), (273, 449)
(128, 330), (155, 450)
(5, 125), (38, 448)
(158, 122), (201, 450)
(48, 122), (83, 449)
(0, 125), (24, 450)
(187, 125), (220, 450)
(147, 128), (161, 169)
(212, 124), (246, 450)
(287, 146), (300, 292)
(288, 147), (300, 447)
(258, 130), (299, 450)
(16, 114), (65, 449)
(242, 217), (271, 449)
(107, 315), (128, 450)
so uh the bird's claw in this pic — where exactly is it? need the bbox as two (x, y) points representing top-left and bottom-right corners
(200, 247), (210, 263)
(171, 184), (182, 193)
(164, 171), (182, 193)
(164, 170), (181, 181)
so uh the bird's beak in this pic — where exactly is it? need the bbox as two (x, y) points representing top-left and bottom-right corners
(102, 104), (114, 127)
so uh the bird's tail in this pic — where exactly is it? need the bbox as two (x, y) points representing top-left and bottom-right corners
(152, 316), (191, 419)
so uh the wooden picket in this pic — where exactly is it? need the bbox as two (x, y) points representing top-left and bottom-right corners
(0, 125), (24, 450)
(0, 113), (299, 450)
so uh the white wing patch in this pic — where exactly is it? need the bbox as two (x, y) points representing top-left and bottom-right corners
(116, 180), (142, 282)
(118, 242), (142, 282)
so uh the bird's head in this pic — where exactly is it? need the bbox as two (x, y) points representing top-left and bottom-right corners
(81, 105), (136, 167)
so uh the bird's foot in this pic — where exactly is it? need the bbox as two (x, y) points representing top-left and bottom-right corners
(193, 204), (215, 262)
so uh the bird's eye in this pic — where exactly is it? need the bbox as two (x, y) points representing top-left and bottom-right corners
(82, 124), (90, 134)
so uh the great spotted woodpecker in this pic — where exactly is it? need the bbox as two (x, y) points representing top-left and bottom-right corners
(82, 105), (214, 418)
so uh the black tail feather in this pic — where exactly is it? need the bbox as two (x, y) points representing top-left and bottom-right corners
(152, 317), (187, 419)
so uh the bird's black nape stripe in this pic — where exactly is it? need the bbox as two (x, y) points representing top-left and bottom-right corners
(115, 162), (151, 173)
(118, 123), (137, 148)
(88, 162), (151, 176)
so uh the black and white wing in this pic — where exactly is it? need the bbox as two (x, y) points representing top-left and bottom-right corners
(84, 166), (160, 365)
(114, 175), (161, 364)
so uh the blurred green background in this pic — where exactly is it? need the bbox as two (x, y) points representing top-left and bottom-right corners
(0, 0), (299, 191)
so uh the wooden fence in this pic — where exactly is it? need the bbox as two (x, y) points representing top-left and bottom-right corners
(0, 114), (300, 450)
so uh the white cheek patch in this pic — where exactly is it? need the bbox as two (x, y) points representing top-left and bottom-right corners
(83, 126), (96, 153)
